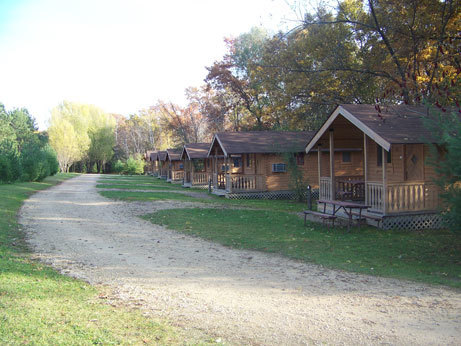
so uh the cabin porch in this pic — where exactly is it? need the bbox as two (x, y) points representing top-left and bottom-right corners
(313, 113), (440, 228)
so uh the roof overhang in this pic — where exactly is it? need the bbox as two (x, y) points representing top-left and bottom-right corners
(180, 146), (189, 160)
(207, 134), (228, 157)
(305, 105), (391, 153)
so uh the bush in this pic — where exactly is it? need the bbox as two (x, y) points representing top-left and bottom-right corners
(0, 142), (21, 183)
(124, 156), (144, 175)
(113, 160), (124, 174)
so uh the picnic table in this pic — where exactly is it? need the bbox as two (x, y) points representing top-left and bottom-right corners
(318, 199), (370, 231)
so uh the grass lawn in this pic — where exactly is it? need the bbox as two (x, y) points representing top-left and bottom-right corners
(99, 190), (204, 202)
(96, 183), (185, 190)
(98, 175), (309, 212)
(145, 208), (461, 288)
(0, 174), (208, 344)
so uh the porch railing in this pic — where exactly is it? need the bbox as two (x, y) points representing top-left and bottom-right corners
(366, 182), (384, 213)
(171, 171), (184, 181)
(387, 182), (439, 213)
(228, 174), (264, 192)
(366, 182), (440, 214)
(192, 172), (209, 185)
(319, 177), (332, 200)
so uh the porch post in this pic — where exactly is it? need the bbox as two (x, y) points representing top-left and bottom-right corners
(329, 129), (335, 200)
(382, 147), (387, 214)
(225, 155), (231, 192)
(363, 134), (368, 205)
(317, 144), (321, 190)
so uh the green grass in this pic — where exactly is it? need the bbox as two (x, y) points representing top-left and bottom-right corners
(0, 174), (209, 344)
(145, 208), (461, 288)
(96, 183), (184, 190)
(99, 190), (204, 202)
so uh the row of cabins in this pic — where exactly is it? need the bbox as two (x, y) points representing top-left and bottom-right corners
(144, 104), (444, 230)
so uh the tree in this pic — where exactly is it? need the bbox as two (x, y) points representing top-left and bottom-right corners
(48, 117), (82, 173)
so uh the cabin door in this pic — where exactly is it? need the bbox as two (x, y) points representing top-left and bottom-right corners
(404, 144), (423, 181)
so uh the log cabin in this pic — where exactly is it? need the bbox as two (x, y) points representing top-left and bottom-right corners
(149, 151), (159, 177)
(305, 104), (443, 230)
(180, 143), (212, 188)
(165, 148), (184, 183)
(143, 151), (155, 175)
(207, 131), (321, 198)
(156, 150), (168, 179)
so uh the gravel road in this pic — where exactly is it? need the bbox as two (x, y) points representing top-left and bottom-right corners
(20, 174), (461, 345)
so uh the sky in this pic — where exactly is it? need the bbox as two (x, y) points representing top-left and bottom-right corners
(0, 0), (315, 129)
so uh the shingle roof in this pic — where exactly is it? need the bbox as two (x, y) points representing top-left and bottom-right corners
(182, 143), (211, 160)
(306, 104), (445, 153)
(210, 131), (316, 156)
(166, 148), (182, 161)
(157, 151), (167, 161)
(150, 151), (158, 161)
(339, 104), (434, 144)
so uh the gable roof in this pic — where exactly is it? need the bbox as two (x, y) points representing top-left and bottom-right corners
(166, 148), (182, 161)
(181, 143), (211, 160)
(208, 131), (316, 157)
(157, 150), (167, 161)
(306, 104), (435, 153)
(150, 151), (158, 161)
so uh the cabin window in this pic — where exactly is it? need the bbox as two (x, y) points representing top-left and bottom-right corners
(221, 165), (229, 172)
(377, 147), (391, 166)
(233, 157), (242, 168)
(179, 163), (184, 169)
(295, 153), (304, 165)
(246, 154), (251, 167)
(272, 163), (287, 173)
(342, 151), (351, 163)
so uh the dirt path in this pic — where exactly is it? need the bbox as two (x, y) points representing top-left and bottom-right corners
(20, 174), (461, 345)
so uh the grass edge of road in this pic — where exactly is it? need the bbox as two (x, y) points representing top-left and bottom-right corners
(0, 173), (216, 345)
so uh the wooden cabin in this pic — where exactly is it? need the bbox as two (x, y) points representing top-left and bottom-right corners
(181, 143), (212, 188)
(143, 151), (154, 175)
(305, 104), (443, 230)
(165, 148), (184, 183)
(156, 151), (168, 179)
(149, 151), (159, 177)
(207, 131), (322, 198)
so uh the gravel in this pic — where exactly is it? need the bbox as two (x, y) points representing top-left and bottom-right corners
(20, 174), (461, 345)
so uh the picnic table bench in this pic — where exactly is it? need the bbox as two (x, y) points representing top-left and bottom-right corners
(303, 210), (337, 228)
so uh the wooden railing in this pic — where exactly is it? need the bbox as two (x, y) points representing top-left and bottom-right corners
(336, 176), (365, 201)
(386, 182), (439, 213)
(366, 182), (384, 213)
(228, 174), (264, 192)
(171, 171), (184, 181)
(320, 177), (332, 200)
(192, 172), (209, 185)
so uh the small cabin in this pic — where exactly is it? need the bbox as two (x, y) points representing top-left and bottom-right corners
(181, 143), (212, 188)
(143, 151), (153, 175)
(149, 151), (159, 177)
(165, 148), (184, 183)
(305, 104), (443, 229)
(156, 151), (168, 179)
(207, 131), (321, 198)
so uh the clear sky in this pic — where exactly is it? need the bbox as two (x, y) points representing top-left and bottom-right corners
(0, 0), (311, 129)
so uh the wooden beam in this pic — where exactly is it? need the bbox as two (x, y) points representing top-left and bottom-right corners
(382, 147), (387, 214)
(329, 129), (335, 200)
(364, 133), (368, 205)
(317, 144), (322, 189)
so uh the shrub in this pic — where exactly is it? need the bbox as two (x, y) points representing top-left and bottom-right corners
(124, 156), (144, 175)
